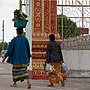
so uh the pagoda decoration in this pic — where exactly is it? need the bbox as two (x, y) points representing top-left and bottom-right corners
(32, 0), (61, 79)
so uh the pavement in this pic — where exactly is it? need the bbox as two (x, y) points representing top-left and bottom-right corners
(0, 63), (90, 90)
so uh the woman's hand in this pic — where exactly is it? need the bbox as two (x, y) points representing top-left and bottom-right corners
(2, 58), (5, 63)
(60, 61), (64, 64)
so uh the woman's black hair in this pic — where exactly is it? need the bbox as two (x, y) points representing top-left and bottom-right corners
(49, 34), (55, 41)
(16, 27), (23, 34)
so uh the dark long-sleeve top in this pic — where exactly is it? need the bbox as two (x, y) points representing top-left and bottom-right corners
(5, 35), (31, 64)
(46, 41), (63, 63)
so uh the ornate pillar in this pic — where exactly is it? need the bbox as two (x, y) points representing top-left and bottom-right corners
(50, 0), (57, 33)
(32, 0), (59, 79)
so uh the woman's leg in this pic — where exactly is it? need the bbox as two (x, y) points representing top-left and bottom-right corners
(11, 65), (17, 87)
(27, 78), (31, 89)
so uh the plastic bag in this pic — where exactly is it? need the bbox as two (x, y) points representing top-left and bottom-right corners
(44, 63), (55, 73)
(61, 63), (68, 73)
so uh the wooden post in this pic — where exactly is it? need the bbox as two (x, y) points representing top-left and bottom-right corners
(19, 0), (22, 12)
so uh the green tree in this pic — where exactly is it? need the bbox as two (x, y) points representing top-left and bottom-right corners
(0, 42), (8, 56)
(57, 15), (77, 39)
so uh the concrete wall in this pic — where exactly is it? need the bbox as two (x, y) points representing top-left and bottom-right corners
(63, 50), (90, 77)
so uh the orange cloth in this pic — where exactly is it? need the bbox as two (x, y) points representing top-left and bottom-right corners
(48, 63), (63, 83)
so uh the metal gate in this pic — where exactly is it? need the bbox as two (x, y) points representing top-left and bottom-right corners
(57, 0), (90, 40)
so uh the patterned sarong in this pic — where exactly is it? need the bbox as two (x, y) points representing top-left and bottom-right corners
(48, 63), (63, 83)
(12, 64), (29, 82)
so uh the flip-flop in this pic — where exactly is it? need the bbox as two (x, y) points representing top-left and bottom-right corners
(61, 80), (65, 87)
(48, 84), (54, 87)
(10, 84), (17, 87)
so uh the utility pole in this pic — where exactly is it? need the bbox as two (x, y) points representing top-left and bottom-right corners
(1, 20), (5, 60)
(2, 20), (4, 50)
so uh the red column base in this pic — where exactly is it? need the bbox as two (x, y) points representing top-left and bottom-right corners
(27, 70), (48, 80)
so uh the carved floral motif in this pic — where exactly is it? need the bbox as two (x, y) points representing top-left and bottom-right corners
(51, 1), (57, 33)
(44, 0), (50, 33)
(34, 0), (42, 32)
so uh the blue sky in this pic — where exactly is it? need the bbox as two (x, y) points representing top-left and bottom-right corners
(0, 0), (19, 42)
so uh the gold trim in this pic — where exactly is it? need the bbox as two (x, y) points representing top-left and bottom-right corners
(32, 0), (34, 33)
(13, 73), (29, 79)
(42, 0), (44, 32)
(49, 1), (51, 33)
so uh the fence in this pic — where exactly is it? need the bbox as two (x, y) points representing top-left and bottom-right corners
(61, 35), (90, 50)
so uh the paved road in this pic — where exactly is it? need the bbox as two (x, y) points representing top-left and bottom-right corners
(0, 63), (12, 75)
(0, 63), (90, 90)
(0, 75), (90, 90)
(0, 57), (2, 62)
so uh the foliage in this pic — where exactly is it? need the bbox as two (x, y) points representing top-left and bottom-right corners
(13, 9), (27, 20)
(0, 42), (8, 56)
(57, 15), (77, 39)
(14, 9), (21, 19)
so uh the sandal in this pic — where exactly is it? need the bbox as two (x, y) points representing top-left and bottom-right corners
(10, 83), (17, 87)
(61, 80), (65, 87)
(27, 82), (31, 89)
(48, 83), (54, 87)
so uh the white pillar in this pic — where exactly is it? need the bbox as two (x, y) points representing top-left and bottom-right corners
(26, 0), (32, 70)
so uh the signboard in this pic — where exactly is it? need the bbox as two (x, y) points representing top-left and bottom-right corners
(77, 28), (89, 35)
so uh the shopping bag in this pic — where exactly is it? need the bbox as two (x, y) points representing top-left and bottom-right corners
(61, 63), (68, 73)
(44, 63), (55, 73)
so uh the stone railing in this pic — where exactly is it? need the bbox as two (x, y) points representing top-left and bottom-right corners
(61, 35), (90, 50)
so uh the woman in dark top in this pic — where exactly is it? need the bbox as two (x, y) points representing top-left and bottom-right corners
(2, 27), (31, 89)
(46, 34), (64, 87)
